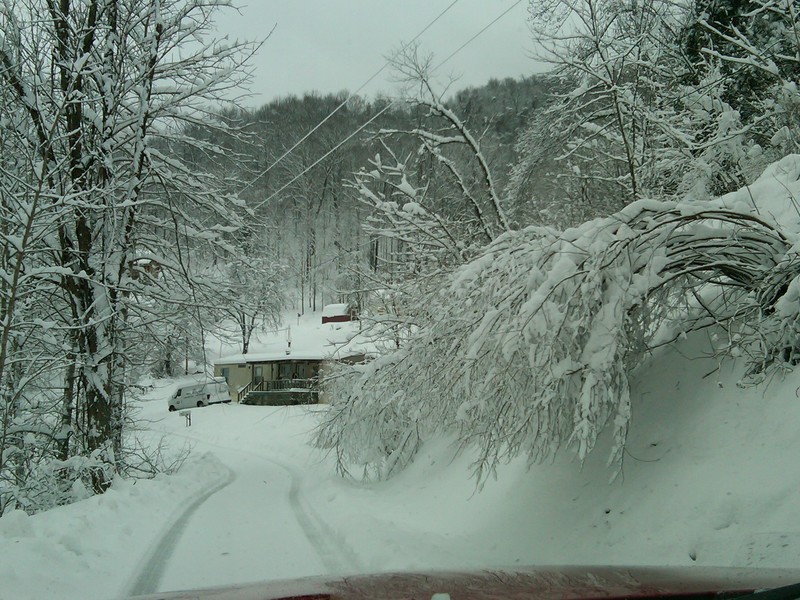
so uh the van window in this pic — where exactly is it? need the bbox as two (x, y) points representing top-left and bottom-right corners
(175, 388), (182, 397)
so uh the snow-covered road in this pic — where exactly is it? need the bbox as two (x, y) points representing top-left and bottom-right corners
(128, 407), (365, 595)
(127, 463), (236, 596)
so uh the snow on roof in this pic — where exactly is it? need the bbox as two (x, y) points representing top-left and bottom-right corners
(322, 303), (350, 317)
(213, 310), (373, 366)
(215, 349), (363, 366)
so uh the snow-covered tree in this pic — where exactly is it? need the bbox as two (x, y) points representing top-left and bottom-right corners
(214, 254), (285, 354)
(317, 159), (800, 483)
(338, 46), (514, 347)
(0, 0), (257, 510)
(517, 0), (681, 210)
(508, 0), (795, 225)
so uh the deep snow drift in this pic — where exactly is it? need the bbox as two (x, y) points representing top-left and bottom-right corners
(1, 322), (800, 600)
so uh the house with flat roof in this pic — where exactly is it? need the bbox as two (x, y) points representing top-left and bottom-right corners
(214, 350), (365, 405)
(213, 315), (370, 406)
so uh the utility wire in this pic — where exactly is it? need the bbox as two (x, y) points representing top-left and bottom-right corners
(251, 0), (525, 212)
(252, 103), (393, 211)
(435, 0), (524, 75)
(240, 0), (462, 193)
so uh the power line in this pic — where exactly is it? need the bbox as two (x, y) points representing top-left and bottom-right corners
(240, 0), (462, 193)
(251, 0), (525, 212)
(435, 0), (525, 73)
(251, 103), (393, 210)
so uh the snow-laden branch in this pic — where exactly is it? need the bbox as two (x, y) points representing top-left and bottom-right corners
(317, 158), (800, 483)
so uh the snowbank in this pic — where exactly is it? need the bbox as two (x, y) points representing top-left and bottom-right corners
(0, 453), (228, 600)
(303, 329), (800, 571)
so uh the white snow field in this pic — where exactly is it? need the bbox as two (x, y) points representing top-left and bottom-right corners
(2, 324), (800, 600)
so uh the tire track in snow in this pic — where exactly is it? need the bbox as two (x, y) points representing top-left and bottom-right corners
(264, 454), (364, 575)
(125, 463), (236, 597)
(154, 429), (364, 576)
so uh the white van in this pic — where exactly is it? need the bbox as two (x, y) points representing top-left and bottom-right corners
(167, 377), (230, 411)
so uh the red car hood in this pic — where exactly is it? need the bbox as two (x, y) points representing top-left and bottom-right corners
(131, 565), (800, 600)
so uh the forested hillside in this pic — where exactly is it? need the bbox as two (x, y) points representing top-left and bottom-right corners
(180, 73), (554, 316)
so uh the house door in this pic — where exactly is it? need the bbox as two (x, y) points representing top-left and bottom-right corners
(254, 366), (263, 384)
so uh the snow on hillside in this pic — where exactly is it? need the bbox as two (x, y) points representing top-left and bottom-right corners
(718, 154), (800, 230)
(301, 328), (800, 572)
(1, 322), (799, 599)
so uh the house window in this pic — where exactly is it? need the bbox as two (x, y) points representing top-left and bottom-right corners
(221, 367), (229, 382)
(279, 363), (294, 380)
(254, 366), (263, 383)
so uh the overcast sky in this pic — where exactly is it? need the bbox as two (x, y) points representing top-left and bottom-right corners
(213, 1), (541, 106)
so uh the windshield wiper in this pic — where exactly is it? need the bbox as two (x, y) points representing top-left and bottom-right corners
(731, 582), (800, 600)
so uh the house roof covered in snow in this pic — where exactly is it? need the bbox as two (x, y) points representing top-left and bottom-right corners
(213, 312), (374, 367)
(215, 348), (364, 366)
(322, 303), (351, 317)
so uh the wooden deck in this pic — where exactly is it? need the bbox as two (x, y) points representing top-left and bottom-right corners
(238, 378), (319, 406)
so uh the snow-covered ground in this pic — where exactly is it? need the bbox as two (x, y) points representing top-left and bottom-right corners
(2, 321), (800, 599)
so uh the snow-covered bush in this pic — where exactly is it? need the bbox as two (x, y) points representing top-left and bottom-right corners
(317, 162), (800, 482)
(2, 452), (113, 514)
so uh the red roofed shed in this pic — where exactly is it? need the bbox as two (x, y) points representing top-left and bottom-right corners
(321, 303), (356, 324)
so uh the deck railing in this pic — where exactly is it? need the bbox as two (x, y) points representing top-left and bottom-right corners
(261, 378), (316, 392)
(238, 378), (317, 402)
(236, 379), (257, 403)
